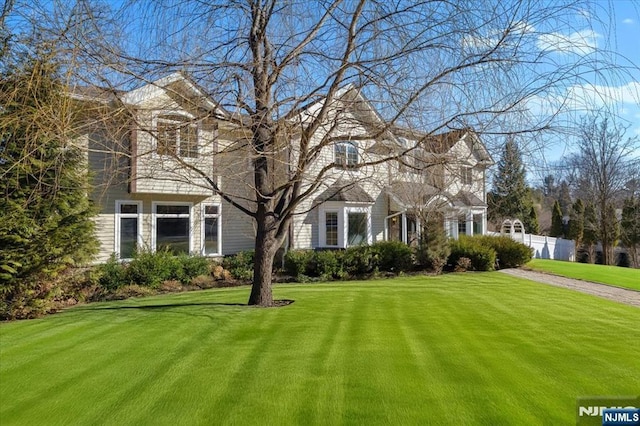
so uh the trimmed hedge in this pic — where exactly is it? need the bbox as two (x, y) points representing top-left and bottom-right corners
(375, 241), (413, 272)
(284, 250), (314, 277)
(448, 236), (497, 272)
(97, 250), (210, 289)
(283, 241), (414, 280)
(475, 235), (532, 269)
(222, 251), (255, 281)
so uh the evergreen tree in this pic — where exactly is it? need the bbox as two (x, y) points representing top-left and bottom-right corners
(0, 54), (97, 318)
(528, 205), (539, 234)
(550, 200), (564, 238)
(566, 199), (584, 246)
(621, 197), (640, 268)
(488, 138), (536, 232)
(582, 202), (598, 263)
(557, 181), (572, 215)
(416, 216), (450, 274)
(601, 203), (620, 265)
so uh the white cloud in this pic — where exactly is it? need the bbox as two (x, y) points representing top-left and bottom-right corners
(577, 9), (591, 20)
(513, 21), (536, 34)
(623, 18), (635, 25)
(462, 21), (536, 51)
(521, 82), (640, 118)
(566, 81), (640, 106)
(537, 30), (600, 55)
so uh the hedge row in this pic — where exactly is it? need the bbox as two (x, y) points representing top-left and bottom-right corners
(448, 235), (532, 271)
(98, 250), (210, 290)
(283, 241), (414, 280)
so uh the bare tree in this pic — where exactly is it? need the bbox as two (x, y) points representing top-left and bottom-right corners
(568, 112), (640, 264)
(5, 0), (637, 305)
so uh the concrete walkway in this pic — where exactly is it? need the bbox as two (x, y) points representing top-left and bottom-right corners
(499, 268), (640, 308)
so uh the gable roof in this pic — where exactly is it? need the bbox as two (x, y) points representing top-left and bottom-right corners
(386, 181), (440, 209)
(315, 180), (375, 204)
(120, 72), (229, 118)
(392, 126), (494, 165)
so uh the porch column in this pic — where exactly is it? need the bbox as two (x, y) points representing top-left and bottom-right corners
(482, 210), (488, 235)
(466, 211), (473, 236)
(401, 213), (407, 244)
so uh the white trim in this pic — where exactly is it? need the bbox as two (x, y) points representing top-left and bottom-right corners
(201, 203), (222, 256)
(334, 141), (359, 170)
(319, 208), (340, 247)
(121, 73), (227, 117)
(152, 111), (200, 159)
(114, 200), (143, 260)
(345, 206), (372, 247)
(151, 201), (194, 253)
(122, 73), (184, 105)
(318, 202), (372, 248)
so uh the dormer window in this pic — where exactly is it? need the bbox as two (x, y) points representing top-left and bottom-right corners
(156, 114), (198, 158)
(335, 141), (358, 169)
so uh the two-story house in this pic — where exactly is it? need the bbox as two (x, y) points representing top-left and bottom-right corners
(74, 73), (493, 263)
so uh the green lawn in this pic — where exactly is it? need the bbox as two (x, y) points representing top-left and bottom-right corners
(527, 259), (640, 291)
(1, 274), (639, 425)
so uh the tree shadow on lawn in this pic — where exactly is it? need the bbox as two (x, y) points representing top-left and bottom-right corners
(75, 299), (294, 312)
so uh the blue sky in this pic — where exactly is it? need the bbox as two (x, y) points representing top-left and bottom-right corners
(518, 0), (640, 181)
(608, 0), (640, 134)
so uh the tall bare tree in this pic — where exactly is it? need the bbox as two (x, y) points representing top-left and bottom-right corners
(5, 0), (637, 305)
(568, 113), (639, 264)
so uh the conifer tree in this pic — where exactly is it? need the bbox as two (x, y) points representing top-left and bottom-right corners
(488, 138), (536, 232)
(601, 203), (620, 265)
(582, 202), (598, 263)
(416, 216), (450, 274)
(621, 197), (640, 268)
(550, 200), (564, 238)
(0, 53), (97, 318)
(567, 199), (584, 246)
(528, 205), (539, 234)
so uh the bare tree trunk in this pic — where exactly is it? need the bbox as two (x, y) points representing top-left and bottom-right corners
(249, 214), (277, 306)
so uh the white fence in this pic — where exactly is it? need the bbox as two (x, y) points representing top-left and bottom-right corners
(488, 231), (576, 261)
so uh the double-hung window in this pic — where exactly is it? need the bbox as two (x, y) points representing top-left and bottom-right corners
(202, 204), (221, 255)
(335, 142), (358, 169)
(461, 166), (473, 185)
(457, 217), (467, 237)
(325, 211), (339, 246)
(154, 203), (191, 254)
(156, 114), (198, 158)
(115, 201), (142, 259)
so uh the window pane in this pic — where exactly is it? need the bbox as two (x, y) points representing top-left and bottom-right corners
(326, 212), (338, 246)
(120, 217), (138, 258)
(179, 124), (198, 158)
(335, 144), (346, 167)
(157, 217), (189, 254)
(461, 166), (472, 185)
(346, 144), (358, 167)
(157, 122), (177, 155)
(335, 142), (358, 168)
(156, 205), (189, 215)
(458, 218), (467, 236)
(120, 204), (138, 214)
(347, 212), (367, 246)
(204, 217), (219, 254)
(205, 205), (219, 215)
